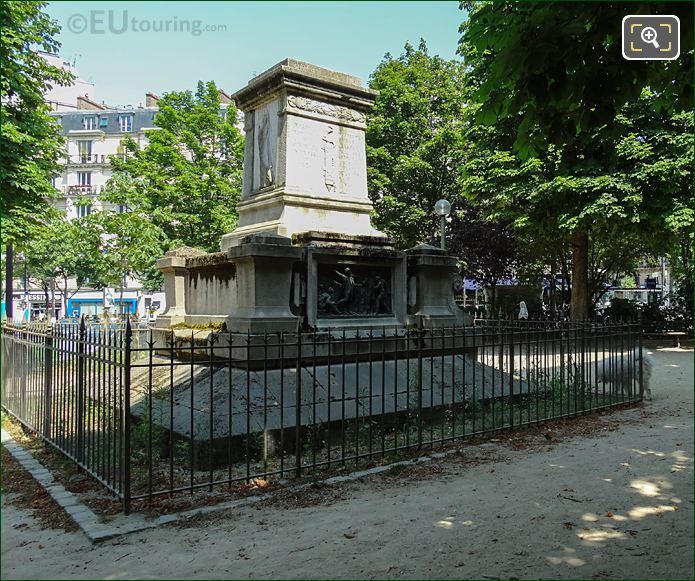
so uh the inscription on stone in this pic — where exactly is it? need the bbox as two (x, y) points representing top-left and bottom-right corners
(322, 125), (337, 192)
(317, 264), (392, 318)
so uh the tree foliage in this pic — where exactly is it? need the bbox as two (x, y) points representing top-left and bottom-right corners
(103, 82), (244, 255)
(85, 209), (164, 292)
(1, 0), (72, 244)
(460, 1), (693, 158)
(21, 215), (104, 311)
(366, 40), (467, 248)
(459, 1), (694, 317)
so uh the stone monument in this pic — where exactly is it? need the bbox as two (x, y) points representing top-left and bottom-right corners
(220, 58), (384, 247)
(154, 59), (465, 340)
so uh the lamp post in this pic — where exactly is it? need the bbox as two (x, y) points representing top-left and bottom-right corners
(434, 199), (451, 251)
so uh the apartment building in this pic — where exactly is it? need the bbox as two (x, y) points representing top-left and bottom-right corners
(51, 102), (159, 219)
(3, 52), (236, 321)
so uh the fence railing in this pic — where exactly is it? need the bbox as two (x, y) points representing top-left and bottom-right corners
(1, 319), (643, 513)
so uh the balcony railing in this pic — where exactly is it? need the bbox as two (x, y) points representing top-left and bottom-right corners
(65, 154), (129, 165)
(65, 185), (100, 195)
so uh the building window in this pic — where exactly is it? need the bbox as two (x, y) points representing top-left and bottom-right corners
(100, 116), (109, 128)
(77, 140), (92, 162)
(118, 204), (128, 213)
(119, 114), (133, 132)
(77, 171), (91, 186)
(83, 116), (97, 130)
(77, 204), (92, 218)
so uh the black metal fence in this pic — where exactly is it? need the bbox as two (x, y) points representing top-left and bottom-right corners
(1, 319), (643, 513)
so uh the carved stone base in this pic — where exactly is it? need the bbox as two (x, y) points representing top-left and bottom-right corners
(406, 243), (468, 328)
(220, 189), (385, 250)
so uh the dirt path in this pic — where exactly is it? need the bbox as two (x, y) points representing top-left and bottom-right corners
(2, 347), (692, 580)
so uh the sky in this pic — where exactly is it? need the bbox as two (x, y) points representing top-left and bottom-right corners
(46, 1), (466, 107)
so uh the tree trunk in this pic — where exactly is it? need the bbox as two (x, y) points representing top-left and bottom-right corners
(570, 229), (589, 320)
(120, 273), (125, 318)
(62, 275), (69, 318)
(549, 259), (557, 319)
(5, 243), (13, 320)
(43, 285), (49, 321)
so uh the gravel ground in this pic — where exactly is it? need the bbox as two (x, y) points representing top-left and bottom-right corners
(2, 347), (692, 580)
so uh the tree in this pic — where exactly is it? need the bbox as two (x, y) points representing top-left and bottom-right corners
(21, 216), (104, 317)
(366, 40), (467, 249)
(102, 81), (244, 271)
(85, 209), (164, 304)
(447, 201), (522, 312)
(1, 1), (73, 317)
(459, 1), (694, 319)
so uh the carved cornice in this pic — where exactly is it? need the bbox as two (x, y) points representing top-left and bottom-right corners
(287, 95), (366, 124)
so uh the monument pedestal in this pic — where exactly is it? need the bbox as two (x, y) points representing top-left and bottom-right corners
(226, 233), (302, 333)
(154, 59), (468, 351)
(406, 244), (466, 328)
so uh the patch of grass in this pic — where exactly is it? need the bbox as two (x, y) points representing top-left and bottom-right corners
(385, 462), (409, 476)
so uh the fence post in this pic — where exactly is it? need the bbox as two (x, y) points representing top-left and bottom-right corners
(638, 314), (644, 400)
(295, 330), (302, 478)
(123, 317), (132, 514)
(20, 328), (28, 421)
(76, 317), (86, 465)
(509, 331), (514, 428)
(417, 320), (423, 449)
(43, 332), (53, 438)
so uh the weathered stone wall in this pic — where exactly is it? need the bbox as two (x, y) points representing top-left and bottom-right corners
(185, 253), (237, 317)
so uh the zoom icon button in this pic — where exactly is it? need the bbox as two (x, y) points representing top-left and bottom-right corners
(622, 15), (680, 61)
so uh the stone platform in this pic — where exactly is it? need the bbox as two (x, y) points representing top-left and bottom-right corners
(130, 354), (530, 441)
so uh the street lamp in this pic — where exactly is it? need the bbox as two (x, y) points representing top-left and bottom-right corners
(434, 199), (451, 251)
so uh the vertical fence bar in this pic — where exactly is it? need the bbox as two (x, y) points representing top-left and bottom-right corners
(429, 327), (434, 446)
(43, 333), (53, 438)
(279, 330), (285, 477)
(311, 330), (317, 470)
(367, 329), (373, 459)
(381, 326), (386, 456)
(245, 331), (251, 483)
(327, 330), (332, 467)
(472, 322), (477, 434)
(341, 328), (346, 465)
(123, 318), (132, 514)
(417, 323), (423, 449)
(148, 331), (154, 501)
(169, 332), (175, 491)
(190, 331), (196, 491)
(509, 330), (514, 429)
(295, 330), (302, 478)
(264, 332), (272, 475)
(638, 320), (644, 400)
(405, 326), (411, 449)
(76, 317), (86, 466)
